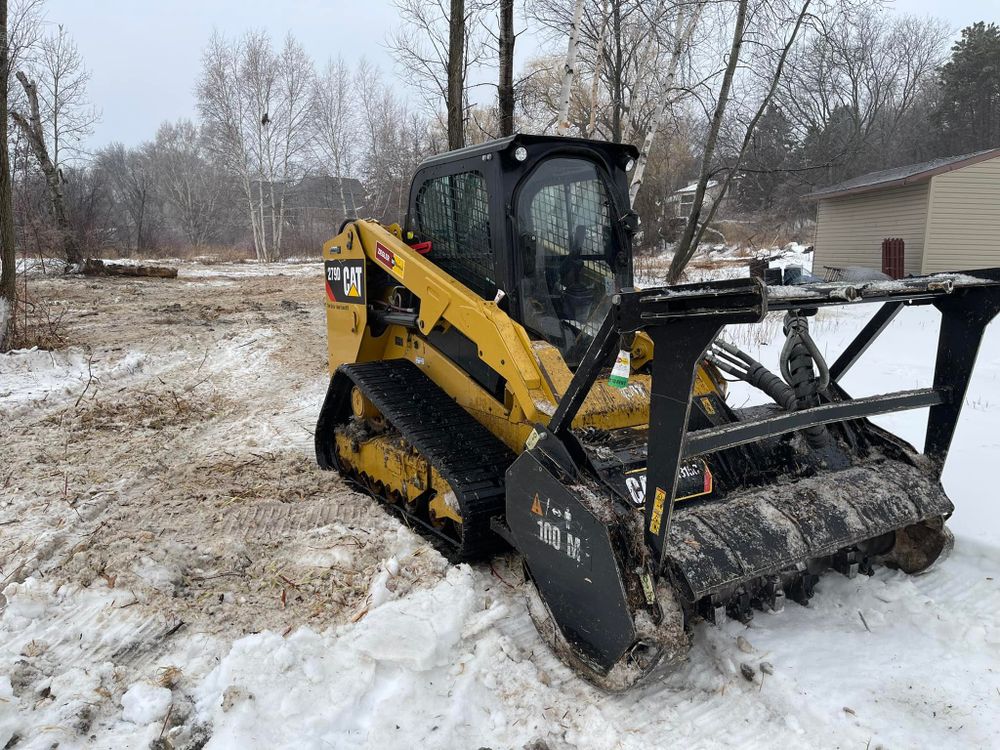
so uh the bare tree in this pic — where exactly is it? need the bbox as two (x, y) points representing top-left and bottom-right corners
(11, 69), (82, 265)
(497, 0), (515, 136)
(668, 0), (815, 282)
(389, 0), (486, 149)
(312, 57), (357, 217)
(555, 0), (586, 135)
(528, 0), (677, 142)
(198, 31), (314, 261)
(6, 20), (97, 269)
(354, 60), (431, 221)
(628, 1), (704, 205)
(148, 120), (230, 247)
(778, 7), (948, 181)
(4, 0), (40, 75)
(36, 24), (98, 168)
(94, 142), (153, 255)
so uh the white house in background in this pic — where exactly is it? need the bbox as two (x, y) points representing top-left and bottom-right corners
(667, 180), (737, 218)
(808, 148), (1000, 276)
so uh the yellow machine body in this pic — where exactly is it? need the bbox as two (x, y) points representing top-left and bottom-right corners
(323, 218), (723, 457)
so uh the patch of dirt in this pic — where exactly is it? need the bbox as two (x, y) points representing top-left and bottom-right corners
(1, 262), (448, 666)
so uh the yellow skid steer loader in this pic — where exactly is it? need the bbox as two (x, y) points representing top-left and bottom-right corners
(315, 135), (1000, 688)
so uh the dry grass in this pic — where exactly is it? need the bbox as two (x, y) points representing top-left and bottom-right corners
(157, 665), (183, 688)
(123, 244), (256, 264)
(72, 385), (234, 431)
(632, 249), (671, 284)
(182, 452), (325, 506)
(5, 291), (68, 351)
(714, 218), (815, 250)
(126, 245), (323, 264)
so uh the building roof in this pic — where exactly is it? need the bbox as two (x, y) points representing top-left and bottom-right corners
(807, 148), (1000, 200)
(674, 180), (719, 195)
(285, 175), (366, 210)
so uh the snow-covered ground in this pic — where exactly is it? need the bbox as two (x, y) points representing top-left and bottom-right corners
(2, 254), (999, 749)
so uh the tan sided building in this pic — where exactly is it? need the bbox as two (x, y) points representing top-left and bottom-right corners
(809, 148), (1000, 276)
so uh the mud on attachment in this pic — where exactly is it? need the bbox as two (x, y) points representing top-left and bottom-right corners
(505, 439), (686, 688)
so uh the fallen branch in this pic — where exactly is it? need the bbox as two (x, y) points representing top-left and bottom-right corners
(858, 609), (872, 633)
(73, 351), (96, 408)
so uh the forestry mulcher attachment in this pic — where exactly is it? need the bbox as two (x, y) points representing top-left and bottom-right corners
(315, 135), (1000, 688)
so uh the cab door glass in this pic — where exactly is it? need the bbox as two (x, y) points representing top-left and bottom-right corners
(516, 158), (621, 366)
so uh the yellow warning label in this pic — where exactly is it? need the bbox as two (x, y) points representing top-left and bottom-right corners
(700, 396), (716, 415)
(530, 494), (543, 516)
(649, 487), (667, 535)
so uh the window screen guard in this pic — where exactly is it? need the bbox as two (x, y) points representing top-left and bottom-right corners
(414, 171), (495, 298)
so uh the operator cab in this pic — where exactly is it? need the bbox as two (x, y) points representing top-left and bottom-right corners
(405, 135), (638, 369)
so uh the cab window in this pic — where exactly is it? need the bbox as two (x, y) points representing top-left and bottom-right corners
(414, 171), (495, 298)
(516, 157), (622, 366)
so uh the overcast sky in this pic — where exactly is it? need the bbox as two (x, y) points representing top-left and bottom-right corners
(44, 0), (1000, 152)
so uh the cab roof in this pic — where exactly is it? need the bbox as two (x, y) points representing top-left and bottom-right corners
(416, 134), (639, 171)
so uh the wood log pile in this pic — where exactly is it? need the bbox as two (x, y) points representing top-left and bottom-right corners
(78, 258), (178, 279)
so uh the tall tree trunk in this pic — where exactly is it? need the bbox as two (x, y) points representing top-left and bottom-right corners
(447, 0), (466, 150)
(0, 0), (15, 349)
(134, 190), (145, 254)
(11, 71), (82, 266)
(248, 201), (262, 261)
(610, 2), (623, 142)
(586, 0), (610, 138)
(269, 182), (279, 261)
(274, 186), (286, 262)
(556, 0), (586, 136)
(338, 177), (348, 223)
(498, 0), (515, 137)
(256, 179), (268, 261)
(629, 4), (703, 206)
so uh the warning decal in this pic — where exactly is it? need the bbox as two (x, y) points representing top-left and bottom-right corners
(624, 459), (713, 507)
(374, 241), (406, 279)
(325, 259), (365, 304)
(649, 487), (667, 535)
(530, 494), (544, 516)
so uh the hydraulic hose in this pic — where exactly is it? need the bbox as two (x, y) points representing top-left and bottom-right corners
(780, 314), (830, 394)
(707, 339), (798, 412)
(780, 313), (832, 450)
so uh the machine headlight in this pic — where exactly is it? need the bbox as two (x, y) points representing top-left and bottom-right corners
(513, 146), (528, 162)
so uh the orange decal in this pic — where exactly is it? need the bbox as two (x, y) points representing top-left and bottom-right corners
(531, 494), (543, 516)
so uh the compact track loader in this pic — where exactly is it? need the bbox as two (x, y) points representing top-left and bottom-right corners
(316, 134), (1000, 688)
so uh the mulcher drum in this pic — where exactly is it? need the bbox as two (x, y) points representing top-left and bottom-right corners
(665, 458), (952, 604)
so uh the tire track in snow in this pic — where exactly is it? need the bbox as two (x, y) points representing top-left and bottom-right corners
(1, 582), (173, 678)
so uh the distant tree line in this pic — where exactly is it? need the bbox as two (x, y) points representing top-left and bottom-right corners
(1, 1), (999, 279)
(738, 17), (1000, 223)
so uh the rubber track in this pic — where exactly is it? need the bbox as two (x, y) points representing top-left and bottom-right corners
(334, 359), (516, 560)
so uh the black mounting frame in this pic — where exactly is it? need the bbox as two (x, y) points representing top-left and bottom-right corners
(547, 269), (1000, 569)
